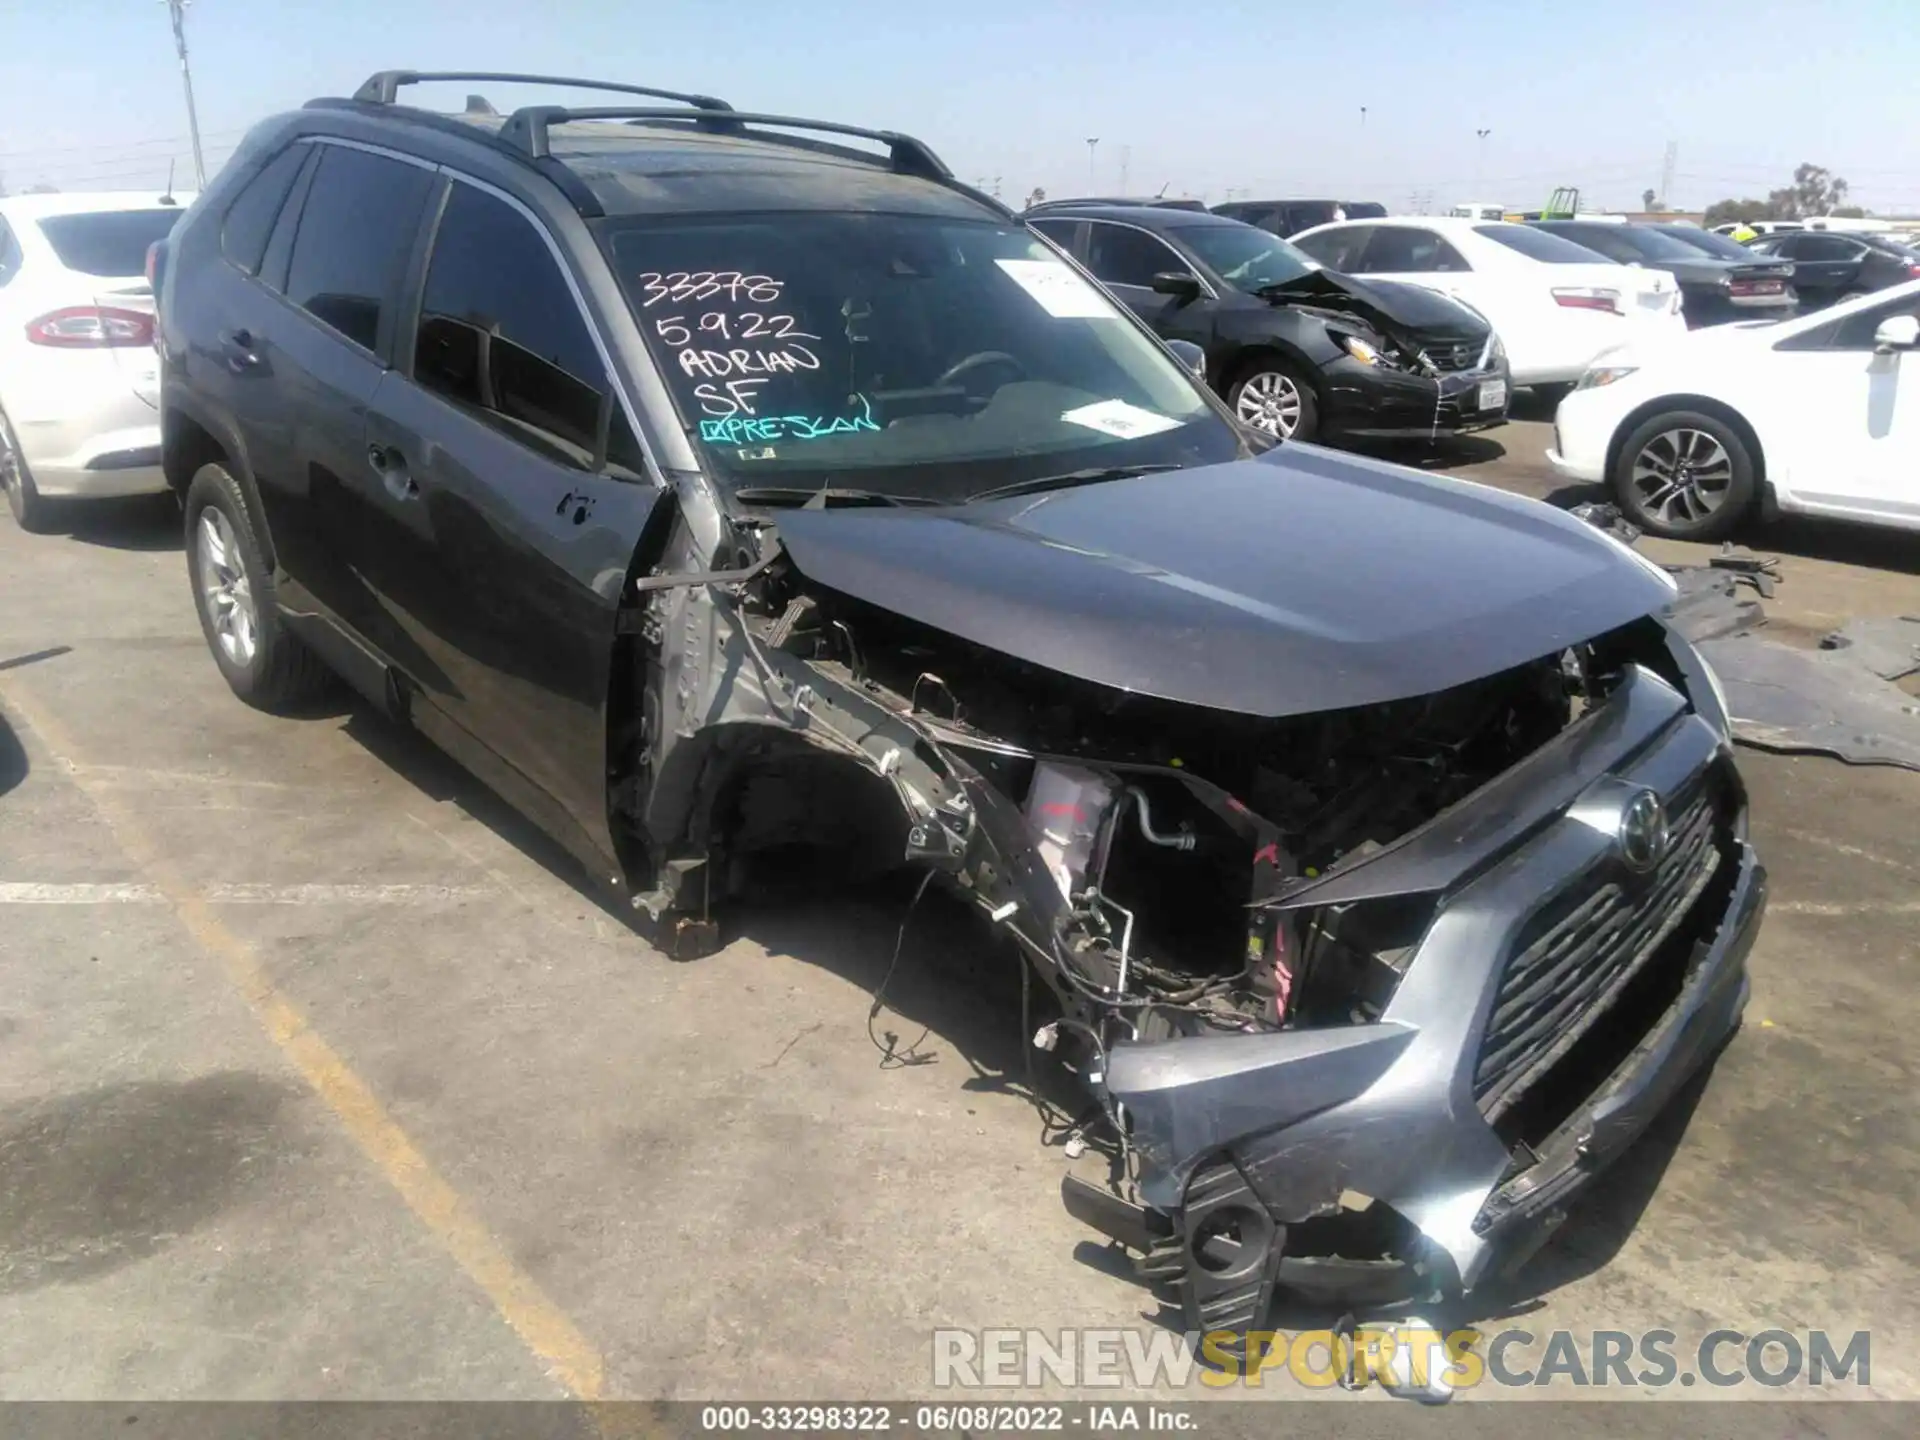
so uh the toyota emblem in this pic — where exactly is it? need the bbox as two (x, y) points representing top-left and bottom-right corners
(1618, 790), (1670, 874)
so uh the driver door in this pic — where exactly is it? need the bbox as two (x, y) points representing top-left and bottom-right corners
(1078, 220), (1214, 343)
(1775, 291), (1920, 522)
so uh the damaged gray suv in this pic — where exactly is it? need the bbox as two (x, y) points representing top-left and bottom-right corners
(157, 72), (1766, 1341)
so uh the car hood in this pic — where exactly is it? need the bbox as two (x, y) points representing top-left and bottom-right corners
(1263, 269), (1487, 339)
(770, 446), (1676, 717)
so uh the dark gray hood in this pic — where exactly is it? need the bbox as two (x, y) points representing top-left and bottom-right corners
(770, 445), (1676, 717)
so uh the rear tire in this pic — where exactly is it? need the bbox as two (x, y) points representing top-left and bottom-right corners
(184, 462), (334, 710)
(1609, 409), (1757, 541)
(0, 406), (56, 534)
(1227, 358), (1320, 441)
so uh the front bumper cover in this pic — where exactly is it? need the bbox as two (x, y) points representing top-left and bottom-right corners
(1082, 667), (1763, 1336)
(1320, 358), (1511, 440)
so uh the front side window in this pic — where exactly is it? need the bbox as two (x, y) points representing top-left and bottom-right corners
(415, 182), (637, 472)
(284, 145), (434, 353)
(36, 209), (183, 278)
(1028, 218), (1080, 252)
(600, 210), (1239, 504)
(1829, 292), (1920, 349)
(1175, 224), (1319, 293)
(1084, 223), (1190, 288)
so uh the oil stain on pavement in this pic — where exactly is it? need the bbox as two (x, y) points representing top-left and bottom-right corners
(0, 1072), (294, 1294)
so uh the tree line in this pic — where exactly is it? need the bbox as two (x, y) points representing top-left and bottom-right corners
(1703, 163), (1863, 226)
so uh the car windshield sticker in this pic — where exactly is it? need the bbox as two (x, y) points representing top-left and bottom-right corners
(994, 258), (1119, 319)
(1060, 398), (1181, 439)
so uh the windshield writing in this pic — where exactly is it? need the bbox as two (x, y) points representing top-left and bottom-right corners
(601, 213), (1241, 503)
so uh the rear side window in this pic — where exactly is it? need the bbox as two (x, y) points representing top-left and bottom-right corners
(0, 220), (20, 286)
(1360, 227), (1470, 273)
(414, 182), (637, 473)
(285, 145), (434, 353)
(221, 144), (308, 275)
(1474, 224), (1608, 264)
(1544, 226), (1641, 265)
(35, 209), (182, 278)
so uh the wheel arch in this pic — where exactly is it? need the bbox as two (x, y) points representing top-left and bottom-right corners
(163, 400), (280, 570)
(1604, 393), (1767, 492)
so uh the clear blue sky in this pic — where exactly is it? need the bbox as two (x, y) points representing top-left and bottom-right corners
(2, 0), (1914, 213)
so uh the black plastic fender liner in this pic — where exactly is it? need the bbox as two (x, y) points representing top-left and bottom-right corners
(1061, 1174), (1172, 1252)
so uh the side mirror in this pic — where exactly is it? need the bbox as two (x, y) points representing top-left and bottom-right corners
(1151, 270), (1202, 300)
(1873, 314), (1920, 352)
(1165, 339), (1206, 381)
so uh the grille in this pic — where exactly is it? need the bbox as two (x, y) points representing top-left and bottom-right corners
(1419, 338), (1483, 372)
(1474, 777), (1724, 1120)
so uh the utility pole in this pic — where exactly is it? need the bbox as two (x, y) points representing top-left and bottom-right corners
(164, 0), (208, 188)
(1659, 140), (1678, 210)
(1085, 137), (1099, 192)
(1474, 128), (1491, 192)
(1120, 145), (1131, 193)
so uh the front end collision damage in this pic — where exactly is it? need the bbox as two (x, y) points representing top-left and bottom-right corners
(611, 469), (1764, 1345)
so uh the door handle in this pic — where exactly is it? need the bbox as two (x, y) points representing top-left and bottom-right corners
(218, 328), (260, 371)
(367, 443), (418, 500)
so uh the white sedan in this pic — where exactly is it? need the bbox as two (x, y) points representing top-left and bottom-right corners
(0, 191), (192, 532)
(1549, 281), (1920, 539)
(1289, 216), (1686, 393)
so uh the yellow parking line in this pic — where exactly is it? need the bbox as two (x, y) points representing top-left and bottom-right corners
(0, 676), (607, 1401)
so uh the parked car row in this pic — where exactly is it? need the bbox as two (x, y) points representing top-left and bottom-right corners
(128, 71), (1769, 1342)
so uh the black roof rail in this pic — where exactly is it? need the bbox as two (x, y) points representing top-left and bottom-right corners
(350, 70), (734, 113)
(499, 105), (952, 181)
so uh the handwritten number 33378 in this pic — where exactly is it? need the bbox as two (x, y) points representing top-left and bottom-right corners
(636, 270), (782, 306)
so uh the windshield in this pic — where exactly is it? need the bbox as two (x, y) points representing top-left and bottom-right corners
(1474, 223), (1610, 264)
(1660, 227), (1755, 260)
(36, 209), (181, 278)
(602, 212), (1240, 503)
(1176, 224), (1320, 292)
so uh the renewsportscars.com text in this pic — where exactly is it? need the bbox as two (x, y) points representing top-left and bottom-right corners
(931, 1326), (1872, 1392)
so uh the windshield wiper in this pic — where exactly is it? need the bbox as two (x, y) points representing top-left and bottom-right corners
(732, 486), (934, 510)
(965, 463), (1182, 505)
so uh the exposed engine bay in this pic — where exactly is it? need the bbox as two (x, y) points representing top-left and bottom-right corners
(738, 569), (1636, 1042)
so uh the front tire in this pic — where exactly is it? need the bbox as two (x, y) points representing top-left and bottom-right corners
(184, 462), (333, 709)
(1228, 358), (1320, 441)
(1, 406), (56, 534)
(1609, 409), (1757, 541)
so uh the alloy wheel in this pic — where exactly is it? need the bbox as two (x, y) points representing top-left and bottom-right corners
(1629, 427), (1733, 528)
(196, 508), (258, 666)
(1235, 371), (1303, 437)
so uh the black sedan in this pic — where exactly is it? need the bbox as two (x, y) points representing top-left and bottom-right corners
(1528, 220), (1797, 326)
(1741, 230), (1920, 309)
(1028, 206), (1509, 442)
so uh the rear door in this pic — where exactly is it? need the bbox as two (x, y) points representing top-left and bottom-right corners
(1773, 234), (1862, 305)
(247, 142), (437, 637)
(361, 176), (665, 841)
